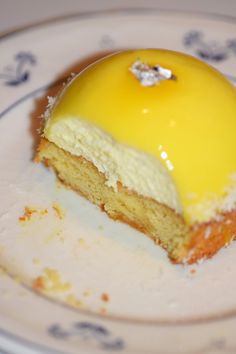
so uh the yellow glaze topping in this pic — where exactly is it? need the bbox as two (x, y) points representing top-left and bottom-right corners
(46, 49), (236, 222)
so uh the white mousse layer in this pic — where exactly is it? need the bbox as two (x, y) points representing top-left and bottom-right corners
(44, 117), (182, 214)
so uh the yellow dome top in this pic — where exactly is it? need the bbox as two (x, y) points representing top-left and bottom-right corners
(46, 49), (236, 222)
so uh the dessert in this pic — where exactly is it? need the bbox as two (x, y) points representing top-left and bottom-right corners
(36, 49), (236, 263)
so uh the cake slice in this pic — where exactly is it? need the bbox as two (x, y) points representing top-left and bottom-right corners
(36, 131), (189, 262)
(36, 49), (236, 263)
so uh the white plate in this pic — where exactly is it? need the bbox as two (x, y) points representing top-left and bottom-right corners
(0, 8), (236, 354)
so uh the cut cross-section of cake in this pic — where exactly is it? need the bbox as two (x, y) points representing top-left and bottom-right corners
(36, 49), (236, 263)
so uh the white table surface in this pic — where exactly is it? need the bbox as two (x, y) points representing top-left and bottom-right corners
(0, 1), (236, 354)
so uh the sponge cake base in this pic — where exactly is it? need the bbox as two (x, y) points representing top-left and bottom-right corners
(36, 138), (189, 263)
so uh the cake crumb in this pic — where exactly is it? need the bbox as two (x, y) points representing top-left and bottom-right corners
(101, 293), (109, 302)
(32, 276), (45, 291)
(65, 294), (83, 308)
(190, 268), (196, 274)
(32, 268), (72, 294)
(18, 204), (64, 225)
(52, 202), (64, 220)
(18, 206), (48, 223)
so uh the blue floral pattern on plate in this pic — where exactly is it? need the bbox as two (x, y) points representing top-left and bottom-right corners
(0, 52), (36, 86)
(184, 30), (236, 62)
(48, 321), (125, 351)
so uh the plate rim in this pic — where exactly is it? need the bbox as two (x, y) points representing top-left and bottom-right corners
(0, 6), (236, 42)
(1, 8), (236, 348)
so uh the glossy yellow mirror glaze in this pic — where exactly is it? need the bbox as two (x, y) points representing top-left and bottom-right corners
(47, 49), (236, 222)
